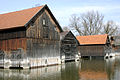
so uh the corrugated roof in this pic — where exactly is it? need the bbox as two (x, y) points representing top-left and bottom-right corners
(76, 34), (108, 45)
(0, 5), (44, 30)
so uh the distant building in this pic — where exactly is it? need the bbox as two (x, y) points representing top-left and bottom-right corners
(76, 34), (110, 57)
(0, 5), (63, 69)
(60, 31), (79, 62)
(110, 36), (120, 52)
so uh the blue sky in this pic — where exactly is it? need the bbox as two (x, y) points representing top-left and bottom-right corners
(0, 0), (120, 27)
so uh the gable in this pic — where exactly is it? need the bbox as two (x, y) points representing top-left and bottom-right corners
(60, 31), (79, 45)
(43, 9), (61, 33)
(26, 8), (60, 40)
(43, 5), (63, 32)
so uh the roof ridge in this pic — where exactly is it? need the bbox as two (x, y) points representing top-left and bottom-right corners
(76, 34), (107, 37)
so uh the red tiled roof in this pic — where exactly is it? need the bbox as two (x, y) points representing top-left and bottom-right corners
(76, 34), (108, 45)
(0, 5), (44, 30)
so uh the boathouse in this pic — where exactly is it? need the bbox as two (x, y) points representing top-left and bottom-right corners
(110, 36), (120, 53)
(60, 31), (79, 62)
(76, 34), (110, 58)
(0, 5), (63, 69)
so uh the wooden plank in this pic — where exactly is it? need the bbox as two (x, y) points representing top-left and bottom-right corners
(0, 38), (27, 53)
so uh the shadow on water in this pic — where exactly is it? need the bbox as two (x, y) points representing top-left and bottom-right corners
(0, 57), (120, 80)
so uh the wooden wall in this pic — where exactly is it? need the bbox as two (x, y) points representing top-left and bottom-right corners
(26, 9), (60, 40)
(27, 39), (60, 58)
(78, 45), (105, 57)
(61, 32), (78, 60)
(0, 27), (26, 53)
(0, 38), (26, 53)
(26, 9), (60, 59)
(0, 27), (26, 40)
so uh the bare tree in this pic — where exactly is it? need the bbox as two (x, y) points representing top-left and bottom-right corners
(62, 26), (70, 31)
(69, 11), (119, 36)
(69, 11), (104, 36)
(102, 21), (119, 36)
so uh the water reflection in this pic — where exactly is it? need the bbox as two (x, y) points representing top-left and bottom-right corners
(0, 65), (61, 80)
(61, 62), (80, 80)
(0, 58), (120, 80)
(0, 62), (80, 80)
(79, 57), (120, 80)
(79, 59), (108, 80)
(105, 56), (120, 80)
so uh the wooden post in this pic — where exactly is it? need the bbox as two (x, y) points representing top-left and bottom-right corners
(90, 56), (92, 60)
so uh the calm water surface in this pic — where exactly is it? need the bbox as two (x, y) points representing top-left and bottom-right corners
(0, 57), (120, 80)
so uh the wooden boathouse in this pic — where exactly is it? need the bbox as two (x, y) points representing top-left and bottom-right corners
(0, 4), (63, 69)
(60, 31), (79, 62)
(76, 34), (110, 58)
(110, 36), (120, 53)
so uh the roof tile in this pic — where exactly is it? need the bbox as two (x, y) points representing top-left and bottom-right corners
(0, 5), (44, 30)
(76, 34), (108, 45)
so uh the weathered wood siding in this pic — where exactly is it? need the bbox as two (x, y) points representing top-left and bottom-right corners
(61, 32), (78, 60)
(78, 45), (105, 56)
(0, 8), (61, 68)
(0, 27), (26, 53)
(0, 27), (26, 40)
(26, 9), (61, 66)
(26, 9), (60, 39)
(0, 38), (26, 53)
(0, 28), (27, 67)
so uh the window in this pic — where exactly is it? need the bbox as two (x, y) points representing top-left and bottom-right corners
(43, 18), (49, 39)
(42, 19), (46, 26)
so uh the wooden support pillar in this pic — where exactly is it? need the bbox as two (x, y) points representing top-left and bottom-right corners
(90, 56), (92, 60)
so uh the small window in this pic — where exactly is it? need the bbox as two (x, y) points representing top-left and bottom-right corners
(42, 18), (49, 39)
(43, 19), (46, 26)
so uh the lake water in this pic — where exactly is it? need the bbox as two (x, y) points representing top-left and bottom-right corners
(0, 57), (120, 80)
